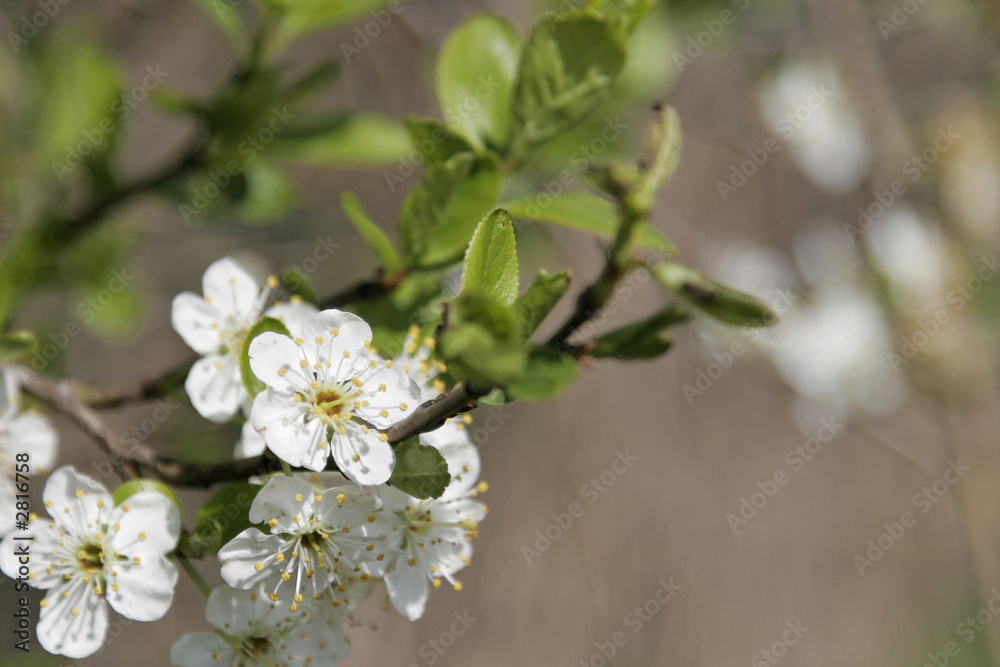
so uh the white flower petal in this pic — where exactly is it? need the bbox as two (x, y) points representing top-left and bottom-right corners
(234, 419), (267, 459)
(42, 467), (112, 536)
(250, 389), (303, 434)
(0, 519), (65, 589)
(186, 354), (245, 423)
(171, 292), (222, 355)
(0, 367), (20, 411)
(265, 301), (320, 338)
(38, 581), (108, 658)
(6, 411), (59, 471)
(353, 361), (420, 429)
(247, 475), (316, 527)
(278, 618), (351, 665)
(205, 584), (293, 633)
(170, 631), (235, 667)
(105, 553), (178, 621)
(251, 392), (327, 471)
(384, 560), (430, 621)
(202, 257), (263, 321)
(301, 310), (372, 365)
(0, 479), (14, 538)
(332, 427), (394, 486)
(109, 492), (180, 555)
(248, 332), (306, 393)
(291, 418), (330, 472)
(218, 528), (285, 590)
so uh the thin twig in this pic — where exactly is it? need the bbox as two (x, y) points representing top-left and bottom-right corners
(19, 370), (142, 481)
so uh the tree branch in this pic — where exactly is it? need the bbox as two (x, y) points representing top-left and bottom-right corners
(19, 370), (142, 482)
(384, 383), (480, 444)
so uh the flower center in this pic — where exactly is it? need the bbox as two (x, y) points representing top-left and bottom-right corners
(220, 323), (252, 359)
(238, 636), (277, 666)
(314, 390), (345, 417)
(76, 542), (104, 569)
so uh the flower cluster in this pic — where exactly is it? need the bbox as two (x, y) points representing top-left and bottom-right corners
(0, 259), (489, 665)
(188, 325), (488, 665)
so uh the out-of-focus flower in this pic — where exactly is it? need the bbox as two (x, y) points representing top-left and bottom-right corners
(169, 585), (349, 667)
(759, 58), (872, 194)
(0, 367), (58, 537)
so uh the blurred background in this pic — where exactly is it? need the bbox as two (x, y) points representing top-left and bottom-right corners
(1, 0), (1000, 665)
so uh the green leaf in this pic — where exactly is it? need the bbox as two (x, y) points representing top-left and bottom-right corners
(505, 346), (578, 401)
(439, 294), (528, 388)
(461, 209), (520, 307)
(179, 482), (263, 557)
(238, 160), (296, 222)
(273, 114), (410, 166)
(515, 269), (571, 338)
(590, 305), (688, 360)
(202, 69), (282, 146)
(478, 387), (510, 405)
(652, 263), (778, 327)
(344, 268), (447, 356)
(584, 0), (655, 34)
(436, 14), (522, 152)
(187, 0), (246, 54)
(0, 261), (10, 326)
(510, 13), (627, 156)
(404, 117), (475, 164)
(76, 276), (146, 342)
(112, 479), (182, 516)
(278, 268), (319, 305)
(501, 192), (675, 253)
(389, 436), (451, 499)
(240, 316), (292, 398)
(341, 192), (403, 272)
(280, 61), (339, 106)
(37, 41), (122, 175)
(274, 0), (396, 40)
(398, 152), (502, 267)
(0, 331), (37, 363)
(630, 105), (682, 216)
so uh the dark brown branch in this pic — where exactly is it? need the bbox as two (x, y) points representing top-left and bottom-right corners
(20, 370), (287, 487)
(20, 370), (142, 482)
(21, 366), (488, 487)
(79, 357), (195, 409)
(384, 383), (481, 444)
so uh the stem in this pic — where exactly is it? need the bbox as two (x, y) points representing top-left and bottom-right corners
(384, 383), (481, 444)
(281, 461), (293, 477)
(56, 140), (203, 245)
(176, 551), (212, 598)
(79, 357), (194, 409)
(20, 370), (141, 482)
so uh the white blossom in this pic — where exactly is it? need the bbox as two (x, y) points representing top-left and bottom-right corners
(379, 435), (487, 621)
(248, 309), (420, 485)
(169, 585), (349, 667)
(0, 466), (180, 658)
(171, 256), (318, 423)
(0, 367), (58, 537)
(218, 475), (393, 610)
